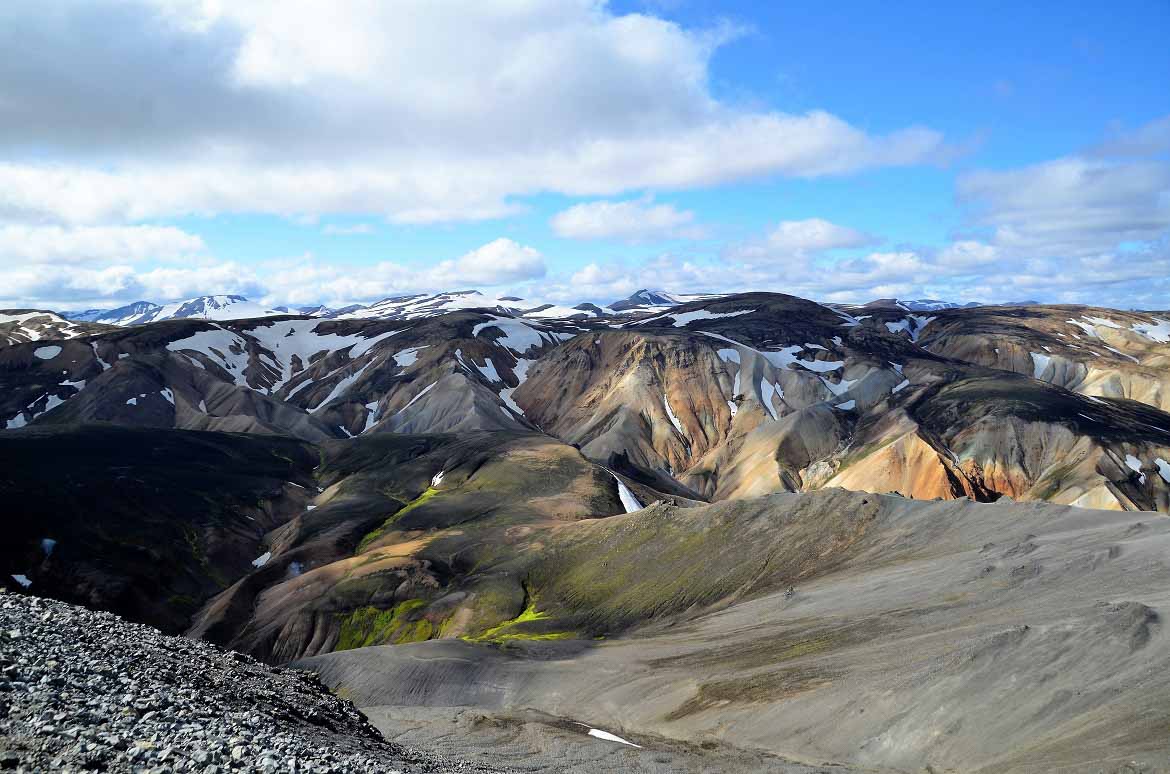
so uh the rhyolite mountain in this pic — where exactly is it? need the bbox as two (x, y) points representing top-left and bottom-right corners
(3, 288), (1170, 772)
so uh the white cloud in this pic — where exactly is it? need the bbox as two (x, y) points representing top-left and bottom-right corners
(0, 1), (945, 225)
(551, 196), (701, 241)
(429, 238), (546, 285)
(957, 156), (1170, 257)
(0, 224), (206, 264)
(763, 218), (874, 253)
(0, 235), (545, 310)
(322, 222), (375, 235)
(1092, 114), (1170, 158)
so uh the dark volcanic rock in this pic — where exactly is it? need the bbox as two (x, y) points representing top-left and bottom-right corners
(0, 590), (502, 773)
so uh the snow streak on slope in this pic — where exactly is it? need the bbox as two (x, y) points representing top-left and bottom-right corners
(663, 394), (686, 436)
(610, 472), (643, 513)
(500, 359), (533, 416)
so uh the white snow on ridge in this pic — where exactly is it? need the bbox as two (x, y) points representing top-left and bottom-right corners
(245, 320), (402, 392)
(396, 381), (438, 415)
(1155, 458), (1170, 483)
(635, 308), (755, 328)
(166, 328), (253, 387)
(33, 345), (62, 360)
(1085, 316), (1122, 330)
(1067, 319), (1099, 338)
(835, 399), (856, 410)
(472, 315), (558, 355)
(252, 552), (272, 568)
(392, 346), (427, 368)
(892, 379), (911, 394)
(1131, 318), (1170, 343)
(700, 332), (843, 373)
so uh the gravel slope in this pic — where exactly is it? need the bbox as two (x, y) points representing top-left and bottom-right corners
(0, 590), (502, 773)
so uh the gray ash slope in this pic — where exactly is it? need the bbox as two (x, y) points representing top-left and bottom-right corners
(0, 590), (502, 773)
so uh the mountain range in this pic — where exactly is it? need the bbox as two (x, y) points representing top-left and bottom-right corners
(56, 289), (1001, 329)
(4, 287), (1170, 771)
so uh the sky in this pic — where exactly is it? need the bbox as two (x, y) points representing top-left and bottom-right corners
(1, 0), (1168, 311)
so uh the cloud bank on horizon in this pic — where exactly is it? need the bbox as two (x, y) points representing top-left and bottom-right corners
(0, 0), (1167, 310)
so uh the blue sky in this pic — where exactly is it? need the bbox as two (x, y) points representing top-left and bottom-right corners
(0, 1), (1167, 310)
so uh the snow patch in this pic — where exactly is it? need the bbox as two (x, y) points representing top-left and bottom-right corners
(611, 473), (643, 513)
(431, 470), (445, 487)
(663, 394), (686, 436)
(33, 345), (62, 360)
(1030, 352), (1051, 379)
(1124, 454), (1147, 484)
(821, 377), (857, 397)
(1155, 458), (1170, 483)
(834, 400), (856, 410)
(759, 379), (781, 421)
(10, 574), (31, 588)
(587, 728), (641, 748)
(665, 308), (755, 327)
(471, 315), (557, 355)
(251, 552), (272, 568)
(1131, 318), (1170, 343)
(499, 358), (533, 416)
(892, 379), (911, 394)
(392, 346), (427, 367)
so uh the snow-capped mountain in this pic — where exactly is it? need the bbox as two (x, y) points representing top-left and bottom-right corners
(65, 301), (164, 326)
(62, 296), (285, 326)
(336, 290), (600, 321)
(856, 298), (981, 312)
(607, 289), (725, 313)
(271, 304), (333, 317)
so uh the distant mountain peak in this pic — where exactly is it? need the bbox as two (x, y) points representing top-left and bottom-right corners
(59, 295), (283, 327)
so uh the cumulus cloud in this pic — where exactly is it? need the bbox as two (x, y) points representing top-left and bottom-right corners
(428, 238), (546, 285)
(0, 237), (546, 310)
(0, 224), (206, 264)
(0, 1), (946, 225)
(550, 196), (701, 241)
(762, 218), (874, 253)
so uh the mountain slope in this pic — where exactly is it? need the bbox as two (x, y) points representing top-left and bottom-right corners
(0, 425), (317, 632)
(0, 309), (109, 345)
(301, 489), (1170, 773)
(188, 430), (678, 663)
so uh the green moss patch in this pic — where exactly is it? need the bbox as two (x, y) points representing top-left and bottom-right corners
(356, 487), (439, 553)
(335, 599), (431, 650)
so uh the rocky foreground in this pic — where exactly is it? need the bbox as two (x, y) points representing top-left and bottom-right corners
(0, 590), (499, 773)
